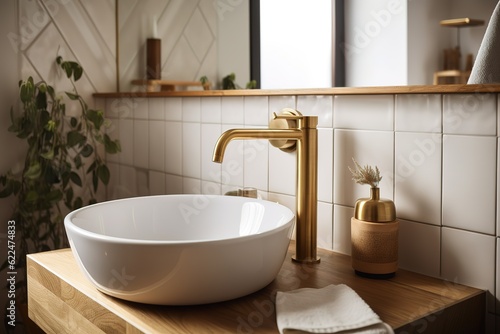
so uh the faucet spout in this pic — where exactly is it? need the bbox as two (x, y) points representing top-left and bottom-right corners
(212, 129), (302, 162)
(212, 110), (320, 264)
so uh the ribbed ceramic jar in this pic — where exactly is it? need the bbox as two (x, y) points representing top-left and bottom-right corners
(351, 187), (399, 278)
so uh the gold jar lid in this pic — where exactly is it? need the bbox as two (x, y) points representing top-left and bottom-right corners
(354, 187), (396, 222)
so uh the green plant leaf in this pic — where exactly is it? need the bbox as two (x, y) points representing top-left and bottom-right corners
(43, 165), (59, 184)
(74, 196), (83, 209)
(67, 130), (86, 147)
(36, 93), (48, 114)
(61, 171), (70, 188)
(104, 134), (121, 154)
(92, 170), (98, 191)
(70, 117), (78, 128)
(65, 92), (79, 101)
(86, 109), (104, 130)
(66, 187), (74, 204)
(97, 165), (110, 185)
(40, 149), (54, 160)
(86, 161), (97, 174)
(25, 190), (39, 203)
(70, 171), (82, 187)
(73, 64), (83, 81)
(24, 162), (41, 180)
(19, 77), (35, 102)
(80, 144), (93, 158)
(74, 155), (82, 169)
(47, 189), (63, 203)
(0, 180), (13, 198)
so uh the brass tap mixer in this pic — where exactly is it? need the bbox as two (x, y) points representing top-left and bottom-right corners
(212, 109), (320, 264)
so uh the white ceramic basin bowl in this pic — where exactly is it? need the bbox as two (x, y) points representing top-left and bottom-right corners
(64, 195), (295, 305)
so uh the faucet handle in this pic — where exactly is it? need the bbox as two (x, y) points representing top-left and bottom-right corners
(272, 109), (302, 121)
(269, 109), (302, 152)
(272, 109), (318, 129)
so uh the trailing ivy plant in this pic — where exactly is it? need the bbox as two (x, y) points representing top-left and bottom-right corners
(0, 57), (120, 302)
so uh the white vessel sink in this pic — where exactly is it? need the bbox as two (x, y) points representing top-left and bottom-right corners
(64, 195), (295, 305)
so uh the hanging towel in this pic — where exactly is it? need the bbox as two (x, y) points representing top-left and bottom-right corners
(275, 284), (393, 334)
(468, 1), (500, 84)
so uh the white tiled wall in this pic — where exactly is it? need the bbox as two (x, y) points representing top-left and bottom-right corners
(10, 0), (498, 327)
(100, 91), (499, 320)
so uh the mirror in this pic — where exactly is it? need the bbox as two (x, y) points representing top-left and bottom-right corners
(117, 0), (496, 91)
(117, 0), (250, 92)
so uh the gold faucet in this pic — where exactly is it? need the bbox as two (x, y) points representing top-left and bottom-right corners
(212, 109), (320, 264)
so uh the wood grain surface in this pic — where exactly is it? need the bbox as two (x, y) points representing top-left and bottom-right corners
(28, 244), (485, 333)
(94, 83), (500, 98)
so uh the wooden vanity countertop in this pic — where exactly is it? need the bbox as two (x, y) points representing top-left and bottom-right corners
(27, 244), (485, 333)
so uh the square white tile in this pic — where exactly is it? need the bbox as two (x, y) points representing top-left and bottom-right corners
(269, 144), (296, 196)
(182, 123), (201, 178)
(106, 162), (120, 200)
(136, 168), (149, 196)
(443, 94), (497, 135)
(133, 98), (148, 120)
(441, 227), (495, 312)
(148, 98), (165, 120)
(149, 121), (165, 171)
(118, 119), (133, 165)
(318, 128), (333, 203)
(442, 135), (496, 235)
(106, 98), (134, 119)
(201, 123), (222, 183)
(333, 205), (353, 255)
(165, 174), (183, 194)
(165, 122), (183, 175)
(398, 219), (440, 277)
(201, 97), (221, 124)
(219, 124), (244, 187)
(395, 132), (442, 225)
(182, 97), (201, 122)
(105, 118), (120, 164)
(318, 201), (333, 250)
(243, 130), (269, 192)
(297, 95), (333, 128)
(118, 165), (137, 198)
(183, 177), (202, 194)
(395, 94), (441, 132)
(165, 97), (182, 121)
(244, 96), (269, 126)
(334, 129), (394, 207)
(202, 180), (221, 195)
(149, 171), (166, 195)
(333, 95), (394, 131)
(221, 97), (244, 125)
(133, 120), (149, 169)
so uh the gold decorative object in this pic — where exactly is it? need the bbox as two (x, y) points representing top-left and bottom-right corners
(349, 159), (399, 278)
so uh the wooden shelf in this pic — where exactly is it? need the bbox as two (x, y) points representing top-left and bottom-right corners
(440, 18), (485, 27)
(94, 84), (500, 98)
(434, 70), (471, 85)
(28, 244), (485, 333)
(131, 79), (210, 92)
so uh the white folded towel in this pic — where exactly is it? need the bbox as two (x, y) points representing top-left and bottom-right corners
(468, 1), (500, 84)
(275, 284), (393, 334)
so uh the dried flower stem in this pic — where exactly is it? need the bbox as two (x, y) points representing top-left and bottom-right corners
(348, 158), (382, 188)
